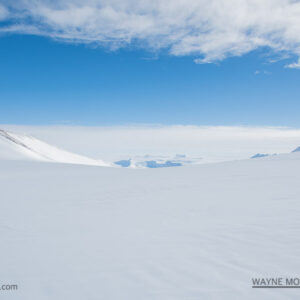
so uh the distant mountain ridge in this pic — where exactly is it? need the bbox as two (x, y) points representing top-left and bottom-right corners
(251, 153), (270, 159)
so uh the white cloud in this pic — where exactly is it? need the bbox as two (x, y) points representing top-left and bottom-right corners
(254, 70), (272, 75)
(0, 4), (8, 20)
(285, 58), (300, 68)
(2, 0), (300, 64)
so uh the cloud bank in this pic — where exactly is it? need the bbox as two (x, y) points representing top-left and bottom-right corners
(1, 0), (300, 65)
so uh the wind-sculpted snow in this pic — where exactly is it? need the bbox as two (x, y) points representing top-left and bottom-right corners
(1, 152), (300, 299)
(0, 129), (109, 166)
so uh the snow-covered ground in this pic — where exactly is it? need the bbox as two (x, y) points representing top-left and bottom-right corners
(1, 127), (300, 299)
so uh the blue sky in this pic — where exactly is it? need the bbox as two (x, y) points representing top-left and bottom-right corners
(1, 1), (300, 126)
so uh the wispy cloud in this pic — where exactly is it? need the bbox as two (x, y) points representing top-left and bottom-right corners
(285, 58), (300, 69)
(2, 1), (300, 65)
(0, 4), (8, 20)
(254, 70), (272, 75)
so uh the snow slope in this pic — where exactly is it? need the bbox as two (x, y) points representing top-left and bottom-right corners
(0, 129), (109, 166)
(1, 152), (300, 299)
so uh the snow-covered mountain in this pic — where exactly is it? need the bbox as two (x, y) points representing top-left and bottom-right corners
(0, 129), (109, 166)
(0, 128), (202, 168)
(0, 129), (205, 168)
(251, 153), (270, 159)
(114, 154), (203, 168)
(0, 129), (202, 168)
(292, 146), (300, 152)
(2, 125), (300, 165)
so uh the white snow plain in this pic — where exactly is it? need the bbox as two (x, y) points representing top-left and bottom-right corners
(0, 126), (300, 299)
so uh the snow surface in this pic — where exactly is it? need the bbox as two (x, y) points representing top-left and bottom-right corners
(1, 143), (300, 299)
